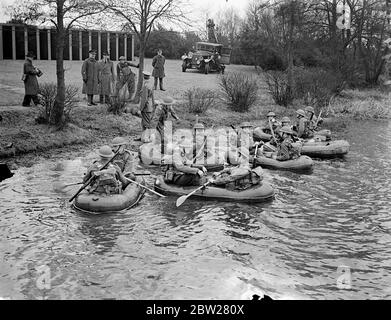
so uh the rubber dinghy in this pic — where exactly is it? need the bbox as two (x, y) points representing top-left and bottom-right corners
(73, 177), (145, 214)
(154, 177), (275, 203)
(301, 140), (350, 158)
(254, 155), (314, 172)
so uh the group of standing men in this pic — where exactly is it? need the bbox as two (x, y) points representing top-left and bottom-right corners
(81, 49), (167, 106)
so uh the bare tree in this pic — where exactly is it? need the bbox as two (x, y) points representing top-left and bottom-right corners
(8, 0), (108, 128)
(102, 0), (188, 103)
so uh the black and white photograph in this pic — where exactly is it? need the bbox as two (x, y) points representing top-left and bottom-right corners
(0, 0), (390, 304)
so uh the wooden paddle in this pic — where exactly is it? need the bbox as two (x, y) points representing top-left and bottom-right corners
(314, 110), (323, 128)
(124, 177), (166, 198)
(176, 171), (223, 207)
(69, 150), (120, 203)
(268, 118), (278, 144)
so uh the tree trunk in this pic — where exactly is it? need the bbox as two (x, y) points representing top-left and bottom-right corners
(286, 1), (295, 102)
(133, 40), (145, 104)
(49, 1), (65, 128)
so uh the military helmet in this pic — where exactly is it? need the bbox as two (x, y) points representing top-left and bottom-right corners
(96, 145), (114, 158)
(296, 109), (306, 117)
(281, 116), (291, 123)
(279, 126), (294, 135)
(267, 111), (276, 117)
(193, 123), (205, 130)
(112, 137), (127, 146)
(240, 122), (253, 128)
(305, 106), (315, 113)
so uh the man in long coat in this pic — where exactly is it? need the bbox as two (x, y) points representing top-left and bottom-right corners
(81, 49), (99, 106)
(98, 51), (115, 104)
(22, 51), (42, 107)
(152, 49), (166, 91)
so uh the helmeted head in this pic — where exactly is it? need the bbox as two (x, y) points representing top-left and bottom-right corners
(281, 116), (291, 125)
(267, 111), (276, 123)
(112, 137), (127, 148)
(194, 122), (205, 131)
(119, 56), (126, 62)
(102, 51), (109, 58)
(162, 96), (176, 106)
(296, 109), (306, 118)
(143, 71), (151, 80)
(157, 48), (162, 55)
(279, 126), (294, 139)
(96, 145), (114, 159)
(305, 106), (315, 115)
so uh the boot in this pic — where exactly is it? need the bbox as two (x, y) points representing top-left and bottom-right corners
(87, 95), (92, 106)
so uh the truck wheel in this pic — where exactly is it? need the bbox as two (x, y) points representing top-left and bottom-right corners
(204, 63), (210, 75)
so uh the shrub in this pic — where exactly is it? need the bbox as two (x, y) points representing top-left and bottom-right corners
(293, 67), (346, 110)
(36, 83), (78, 124)
(263, 71), (294, 107)
(219, 72), (258, 112)
(107, 95), (127, 115)
(183, 87), (216, 115)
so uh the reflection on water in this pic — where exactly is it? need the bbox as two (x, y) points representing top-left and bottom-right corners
(0, 121), (391, 299)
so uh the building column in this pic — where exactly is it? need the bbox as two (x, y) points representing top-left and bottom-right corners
(79, 31), (82, 60)
(36, 29), (40, 60)
(88, 31), (92, 51)
(98, 31), (101, 59)
(107, 32), (110, 55)
(124, 34), (127, 59)
(24, 27), (28, 56)
(47, 29), (51, 60)
(131, 34), (134, 61)
(12, 26), (16, 60)
(115, 33), (119, 60)
(69, 31), (72, 61)
(0, 25), (3, 60)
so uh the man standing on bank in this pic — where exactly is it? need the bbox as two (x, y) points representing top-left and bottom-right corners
(152, 49), (166, 91)
(22, 51), (43, 107)
(98, 51), (115, 104)
(115, 56), (139, 101)
(139, 71), (155, 132)
(81, 49), (99, 106)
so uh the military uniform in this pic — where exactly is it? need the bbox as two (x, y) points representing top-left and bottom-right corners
(22, 55), (41, 107)
(164, 147), (205, 187)
(140, 78), (155, 131)
(98, 57), (115, 103)
(115, 60), (139, 100)
(152, 53), (166, 90)
(84, 162), (123, 195)
(213, 166), (263, 191)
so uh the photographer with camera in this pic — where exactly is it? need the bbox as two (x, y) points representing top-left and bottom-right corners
(22, 51), (43, 107)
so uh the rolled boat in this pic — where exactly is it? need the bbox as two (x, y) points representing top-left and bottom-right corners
(154, 177), (275, 203)
(301, 140), (350, 158)
(254, 155), (314, 172)
(73, 177), (145, 214)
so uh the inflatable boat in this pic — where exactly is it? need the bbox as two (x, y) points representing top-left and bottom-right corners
(154, 177), (274, 203)
(254, 155), (313, 172)
(301, 140), (350, 158)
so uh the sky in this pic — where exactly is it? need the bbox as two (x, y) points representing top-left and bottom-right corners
(0, 0), (250, 28)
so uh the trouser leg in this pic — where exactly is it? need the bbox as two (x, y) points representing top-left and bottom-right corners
(105, 95), (110, 103)
(127, 75), (135, 100)
(87, 95), (93, 105)
(154, 77), (158, 90)
(31, 95), (40, 106)
(22, 95), (32, 106)
(99, 95), (104, 103)
(159, 78), (164, 90)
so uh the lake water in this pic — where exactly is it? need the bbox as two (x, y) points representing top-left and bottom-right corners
(1, 120), (390, 299)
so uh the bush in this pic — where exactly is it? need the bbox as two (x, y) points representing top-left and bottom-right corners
(263, 71), (293, 107)
(107, 95), (127, 115)
(219, 72), (258, 112)
(293, 67), (346, 110)
(183, 87), (216, 115)
(36, 83), (78, 124)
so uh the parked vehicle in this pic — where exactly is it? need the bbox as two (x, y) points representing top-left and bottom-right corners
(181, 42), (232, 74)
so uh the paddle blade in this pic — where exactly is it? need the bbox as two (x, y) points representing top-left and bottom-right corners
(176, 195), (187, 207)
